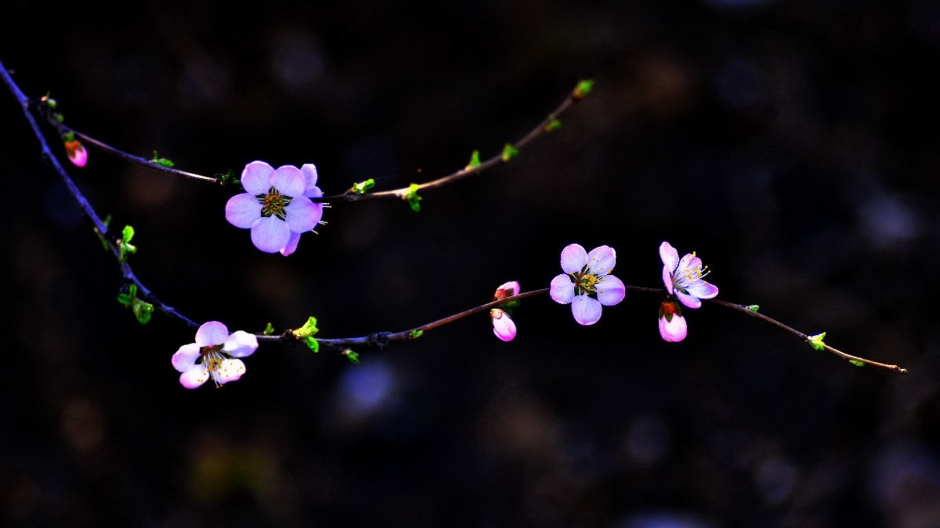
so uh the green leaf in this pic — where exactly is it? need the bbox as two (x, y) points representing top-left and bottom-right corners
(263, 322), (276, 336)
(466, 150), (481, 170)
(746, 305), (760, 312)
(410, 329), (424, 339)
(342, 349), (361, 364)
(403, 183), (423, 212)
(54, 113), (64, 123)
(63, 131), (76, 142)
(351, 178), (375, 194)
(807, 332), (827, 351)
(116, 284), (137, 307)
(150, 151), (175, 167)
(118, 225), (137, 263)
(849, 360), (865, 367)
(96, 214), (113, 251)
(304, 336), (320, 353)
(501, 143), (519, 162)
(131, 299), (153, 324)
(293, 316), (319, 339)
(502, 300), (520, 310)
(574, 79), (595, 99)
(545, 119), (562, 132)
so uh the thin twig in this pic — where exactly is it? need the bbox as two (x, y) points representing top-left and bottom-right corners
(317, 82), (590, 203)
(1, 59), (198, 328)
(47, 119), (218, 184)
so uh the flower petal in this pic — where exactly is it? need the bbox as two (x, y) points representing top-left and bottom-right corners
(686, 280), (719, 300)
(212, 358), (247, 384)
(571, 295), (603, 325)
(550, 274), (575, 304)
(250, 216), (291, 253)
(587, 245), (616, 275)
(196, 321), (229, 347)
(659, 313), (687, 342)
(496, 281), (520, 298)
(596, 275), (626, 306)
(560, 244), (588, 274)
(224, 331), (259, 358)
(180, 364), (210, 389)
(281, 231), (301, 256)
(676, 291), (702, 309)
(491, 310), (517, 342)
(301, 164), (322, 197)
(241, 161), (274, 195)
(270, 165), (305, 197)
(662, 266), (675, 294)
(659, 241), (679, 271)
(225, 193), (262, 229)
(171, 343), (201, 373)
(284, 196), (322, 232)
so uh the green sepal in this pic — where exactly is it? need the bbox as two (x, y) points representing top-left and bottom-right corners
(293, 316), (319, 339)
(466, 150), (481, 170)
(118, 225), (137, 263)
(403, 183), (422, 212)
(215, 169), (239, 187)
(351, 178), (375, 194)
(849, 360), (865, 367)
(263, 322), (276, 335)
(304, 336), (320, 353)
(574, 79), (595, 99)
(746, 305), (760, 312)
(664, 312), (674, 323)
(807, 332), (827, 351)
(63, 131), (76, 142)
(501, 143), (519, 162)
(545, 119), (562, 132)
(410, 329), (424, 339)
(150, 151), (175, 168)
(342, 349), (361, 364)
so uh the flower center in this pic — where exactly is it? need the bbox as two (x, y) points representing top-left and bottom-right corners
(572, 265), (602, 296)
(257, 187), (292, 219)
(199, 345), (227, 387)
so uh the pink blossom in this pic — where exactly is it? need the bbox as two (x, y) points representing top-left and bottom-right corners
(658, 300), (687, 342)
(171, 322), (259, 389)
(491, 281), (519, 341)
(64, 139), (87, 167)
(550, 244), (625, 325)
(225, 161), (323, 255)
(660, 241), (718, 309)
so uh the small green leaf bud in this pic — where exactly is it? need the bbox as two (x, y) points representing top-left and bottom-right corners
(410, 329), (424, 339)
(292, 316), (319, 339)
(466, 150), (481, 170)
(351, 178), (376, 194)
(402, 183), (423, 212)
(747, 305), (760, 312)
(807, 332), (827, 351)
(342, 349), (361, 364)
(574, 79), (595, 99)
(849, 360), (865, 367)
(545, 119), (562, 132)
(501, 143), (519, 162)
(305, 336), (320, 353)
(150, 151), (175, 168)
(263, 322), (276, 335)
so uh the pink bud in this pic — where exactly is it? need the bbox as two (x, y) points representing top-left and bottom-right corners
(64, 139), (87, 167)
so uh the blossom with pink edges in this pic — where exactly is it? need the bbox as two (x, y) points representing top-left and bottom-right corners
(225, 161), (323, 255)
(491, 281), (519, 342)
(658, 299), (687, 342)
(65, 139), (87, 167)
(550, 244), (625, 325)
(659, 241), (718, 309)
(171, 321), (258, 389)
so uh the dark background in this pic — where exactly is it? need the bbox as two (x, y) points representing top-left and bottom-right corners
(2, 0), (939, 526)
